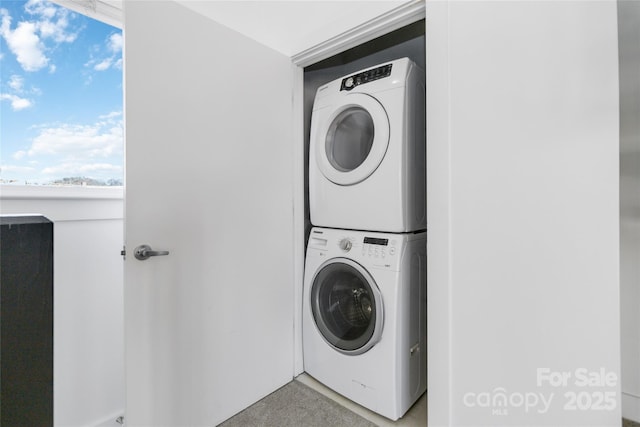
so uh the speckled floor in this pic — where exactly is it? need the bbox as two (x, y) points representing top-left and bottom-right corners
(217, 380), (376, 427)
(218, 374), (426, 427)
(218, 376), (636, 427)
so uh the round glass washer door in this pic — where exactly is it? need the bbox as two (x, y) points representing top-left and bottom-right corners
(310, 257), (384, 355)
(315, 93), (389, 186)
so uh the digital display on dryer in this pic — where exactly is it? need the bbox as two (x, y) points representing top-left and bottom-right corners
(363, 237), (388, 246)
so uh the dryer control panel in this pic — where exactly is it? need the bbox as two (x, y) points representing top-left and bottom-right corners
(340, 64), (393, 91)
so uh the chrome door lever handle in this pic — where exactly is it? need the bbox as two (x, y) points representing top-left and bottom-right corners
(134, 244), (169, 261)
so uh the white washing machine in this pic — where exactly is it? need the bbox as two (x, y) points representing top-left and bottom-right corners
(302, 227), (427, 420)
(309, 57), (426, 233)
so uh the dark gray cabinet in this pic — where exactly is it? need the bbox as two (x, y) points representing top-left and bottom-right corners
(1, 216), (54, 427)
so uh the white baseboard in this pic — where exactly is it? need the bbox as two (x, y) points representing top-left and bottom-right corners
(93, 411), (124, 427)
(623, 392), (640, 423)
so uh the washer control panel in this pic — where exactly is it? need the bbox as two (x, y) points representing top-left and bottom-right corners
(340, 64), (393, 91)
(361, 236), (396, 259)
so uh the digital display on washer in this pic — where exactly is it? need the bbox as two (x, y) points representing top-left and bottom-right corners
(363, 237), (389, 246)
(340, 64), (393, 91)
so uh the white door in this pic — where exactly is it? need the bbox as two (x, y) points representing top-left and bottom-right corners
(123, 1), (295, 425)
(313, 93), (389, 186)
(308, 258), (384, 355)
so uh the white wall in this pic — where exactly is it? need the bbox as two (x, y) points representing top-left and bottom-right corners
(0, 186), (124, 427)
(619, 0), (640, 422)
(426, 1), (620, 425)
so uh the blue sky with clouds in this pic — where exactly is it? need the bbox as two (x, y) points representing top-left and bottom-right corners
(1, 0), (123, 184)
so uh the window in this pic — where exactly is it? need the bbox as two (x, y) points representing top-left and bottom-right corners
(0, 0), (123, 186)
(326, 107), (375, 172)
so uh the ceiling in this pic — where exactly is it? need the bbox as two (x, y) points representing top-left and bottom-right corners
(177, 1), (413, 57)
(54, 0), (413, 58)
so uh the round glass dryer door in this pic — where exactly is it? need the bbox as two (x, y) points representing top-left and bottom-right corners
(310, 258), (384, 355)
(315, 93), (389, 186)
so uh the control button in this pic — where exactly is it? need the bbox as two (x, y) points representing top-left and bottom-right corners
(339, 238), (352, 252)
(345, 77), (354, 88)
(389, 247), (396, 255)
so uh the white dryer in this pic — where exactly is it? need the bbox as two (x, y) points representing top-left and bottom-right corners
(302, 227), (427, 421)
(309, 58), (426, 233)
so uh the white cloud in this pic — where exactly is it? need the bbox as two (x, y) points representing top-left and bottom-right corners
(13, 150), (28, 160)
(37, 13), (76, 43)
(25, 0), (56, 19)
(30, 85), (42, 96)
(86, 32), (123, 73)
(42, 162), (122, 175)
(0, 1), (79, 72)
(16, 113), (124, 181)
(0, 13), (48, 72)
(0, 93), (33, 110)
(80, 163), (121, 172)
(2, 74), (38, 110)
(26, 0), (77, 43)
(0, 164), (36, 174)
(108, 33), (122, 53)
(99, 111), (122, 120)
(8, 75), (24, 92)
(26, 114), (123, 159)
(94, 58), (111, 71)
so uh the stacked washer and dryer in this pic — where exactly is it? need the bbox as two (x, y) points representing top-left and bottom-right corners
(303, 58), (427, 421)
